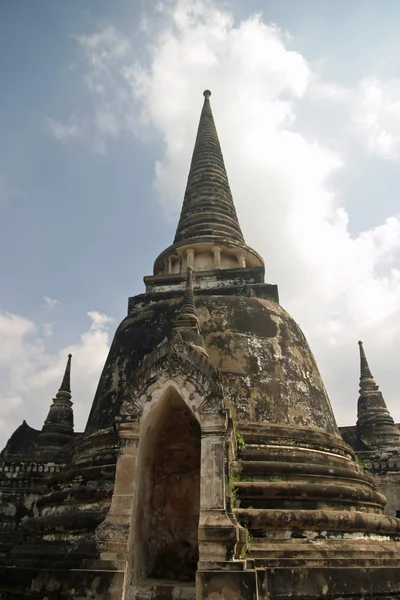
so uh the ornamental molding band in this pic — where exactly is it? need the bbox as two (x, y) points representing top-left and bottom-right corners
(2, 91), (400, 600)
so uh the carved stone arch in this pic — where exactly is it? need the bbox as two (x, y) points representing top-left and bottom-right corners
(101, 342), (240, 600)
(129, 383), (202, 584)
(121, 339), (226, 425)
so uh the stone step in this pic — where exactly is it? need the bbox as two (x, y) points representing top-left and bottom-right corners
(8, 558), (89, 570)
(238, 424), (346, 448)
(133, 580), (196, 600)
(250, 536), (388, 545)
(84, 557), (127, 571)
(247, 538), (400, 561)
(235, 508), (400, 535)
(9, 542), (97, 564)
(238, 446), (350, 469)
(248, 547), (400, 560)
(236, 460), (371, 485)
(12, 544), (93, 555)
(236, 473), (370, 489)
(249, 538), (396, 549)
(234, 480), (382, 508)
(5, 555), (126, 572)
(249, 556), (400, 569)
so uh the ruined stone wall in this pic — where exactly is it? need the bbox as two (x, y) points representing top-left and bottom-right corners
(339, 424), (400, 516)
(0, 431), (121, 599)
(0, 458), (64, 559)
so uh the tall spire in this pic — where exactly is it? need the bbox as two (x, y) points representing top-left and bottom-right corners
(174, 90), (245, 246)
(152, 90), (265, 280)
(356, 341), (400, 450)
(39, 354), (74, 448)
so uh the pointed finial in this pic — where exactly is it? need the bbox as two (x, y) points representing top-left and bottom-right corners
(59, 354), (72, 394)
(358, 341), (374, 381)
(203, 89), (211, 99)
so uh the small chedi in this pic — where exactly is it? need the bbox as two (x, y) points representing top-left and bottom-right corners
(2, 91), (400, 600)
(339, 341), (400, 518)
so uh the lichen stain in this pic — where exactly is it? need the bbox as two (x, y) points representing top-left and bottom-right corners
(231, 302), (278, 338)
(206, 331), (248, 374)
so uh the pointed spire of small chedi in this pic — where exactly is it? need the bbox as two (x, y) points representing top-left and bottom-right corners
(356, 341), (400, 450)
(152, 91), (264, 277)
(174, 267), (198, 328)
(38, 354), (74, 448)
(172, 267), (207, 355)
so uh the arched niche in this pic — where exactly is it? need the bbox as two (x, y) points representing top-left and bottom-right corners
(133, 385), (201, 582)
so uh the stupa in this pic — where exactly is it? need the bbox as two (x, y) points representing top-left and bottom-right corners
(2, 91), (400, 600)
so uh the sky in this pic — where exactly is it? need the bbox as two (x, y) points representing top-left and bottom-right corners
(1, 0), (400, 447)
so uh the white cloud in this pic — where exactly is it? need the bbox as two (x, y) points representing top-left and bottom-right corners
(47, 116), (82, 142)
(42, 323), (54, 338)
(42, 296), (61, 309)
(354, 77), (400, 161)
(46, 26), (135, 153)
(47, 114), (109, 154)
(44, 0), (400, 428)
(76, 25), (130, 66)
(309, 76), (400, 162)
(87, 310), (114, 330)
(0, 310), (112, 448)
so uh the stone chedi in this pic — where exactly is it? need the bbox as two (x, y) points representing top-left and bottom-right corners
(356, 340), (400, 451)
(2, 91), (400, 600)
(340, 341), (400, 517)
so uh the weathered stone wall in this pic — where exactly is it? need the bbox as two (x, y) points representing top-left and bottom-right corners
(0, 425), (120, 599)
(0, 458), (65, 559)
(339, 424), (400, 516)
(198, 295), (338, 433)
(86, 284), (335, 437)
(377, 478), (400, 516)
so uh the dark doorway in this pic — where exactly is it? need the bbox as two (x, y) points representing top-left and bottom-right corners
(136, 387), (201, 582)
